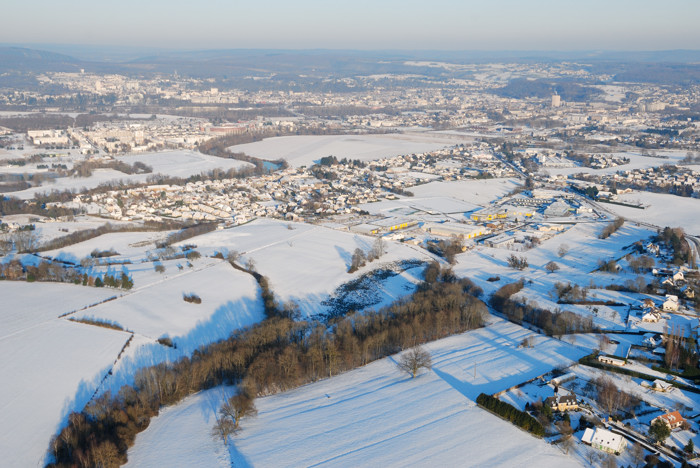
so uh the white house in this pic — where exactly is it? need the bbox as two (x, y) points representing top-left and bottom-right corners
(581, 427), (627, 455)
(598, 355), (625, 367)
(641, 311), (661, 323)
(662, 295), (679, 312)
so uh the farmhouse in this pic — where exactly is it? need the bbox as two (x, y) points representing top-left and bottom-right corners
(662, 295), (679, 312)
(581, 427), (627, 455)
(652, 411), (686, 429)
(641, 311), (661, 323)
(597, 355), (625, 367)
(544, 394), (578, 412)
(652, 380), (674, 393)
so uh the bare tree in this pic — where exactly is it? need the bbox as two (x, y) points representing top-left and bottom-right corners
(245, 258), (256, 272)
(348, 247), (367, 273)
(602, 454), (617, 468)
(557, 244), (569, 258)
(0, 235), (12, 256)
(397, 346), (432, 378)
(545, 261), (560, 273)
(227, 250), (241, 265)
(560, 434), (575, 455)
(11, 230), (39, 252)
(211, 416), (236, 446)
(369, 237), (386, 261)
(631, 443), (645, 468)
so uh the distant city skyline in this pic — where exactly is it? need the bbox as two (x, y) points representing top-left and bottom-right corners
(2, 0), (700, 51)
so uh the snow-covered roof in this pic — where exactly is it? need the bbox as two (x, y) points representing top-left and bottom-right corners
(581, 428), (595, 444)
(590, 428), (625, 450)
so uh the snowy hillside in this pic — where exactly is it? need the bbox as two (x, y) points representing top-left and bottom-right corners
(127, 319), (587, 467)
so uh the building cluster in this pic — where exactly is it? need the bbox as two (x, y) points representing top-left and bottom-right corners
(59, 143), (515, 224)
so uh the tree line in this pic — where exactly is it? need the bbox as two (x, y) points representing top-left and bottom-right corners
(47, 262), (487, 467)
(490, 281), (594, 337)
(476, 393), (544, 437)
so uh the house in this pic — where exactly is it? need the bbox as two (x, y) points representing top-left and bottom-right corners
(646, 243), (660, 256)
(544, 394), (579, 412)
(550, 373), (577, 386)
(581, 427), (627, 455)
(642, 333), (661, 348)
(652, 380), (674, 393)
(652, 411), (685, 429)
(662, 295), (679, 312)
(641, 311), (661, 323)
(598, 355), (625, 367)
(642, 298), (656, 309)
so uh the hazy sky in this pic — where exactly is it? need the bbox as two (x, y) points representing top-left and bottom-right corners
(3, 0), (700, 51)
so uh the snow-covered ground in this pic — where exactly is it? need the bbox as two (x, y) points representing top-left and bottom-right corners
(183, 219), (433, 316)
(230, 133), (457, 168)
(125, 389), (231, 468)
(410, 178), (521, 207)
(606, 191), (700, 234)
(6, 150), (252, 199)
(127, 319), (587, 467)
(545, 149), (691, 178)
(116, 150), (253, 178)
(0, 319), (131, 467)
(76, 261), (263, 344)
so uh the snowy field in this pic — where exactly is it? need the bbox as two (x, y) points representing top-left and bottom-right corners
(116, 150), (253, 178)
(0, 281), (116, 335)
(230, 133), (458, 168)
(76, 261), (263, 345)
(0, 319), (131, 467)
(1, 214), (141, 245)
(127, 319), (587, 468)
(452, 222), (656, 299)
(545, 149), (691, 178)
(44, 230), (173, 262)
(606, 191), (700, 234)
(182, 219), (433, 316)
(7, 149), (252, 199)
(0, 281), (140, 466)
(410, 178), (521, 207)
(124, 389), (230, 468)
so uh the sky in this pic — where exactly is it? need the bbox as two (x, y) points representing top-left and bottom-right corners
(3, 0), (700, 51)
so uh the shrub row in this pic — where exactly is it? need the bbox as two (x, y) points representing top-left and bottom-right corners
(476, 393), (544, 437)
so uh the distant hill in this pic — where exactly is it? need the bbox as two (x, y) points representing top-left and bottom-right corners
(0, 47), (84, 73)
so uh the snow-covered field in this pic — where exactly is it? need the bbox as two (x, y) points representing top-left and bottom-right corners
(127, 319), (587, 468)
(545, 149), (691, 178)
(606, 191), (700, 234)
(0, 281), (142, 466)
(452, 222), (656, 299)
(7, 150), (252, 199)
(124, 389), (231, 468)
(410, 178), (521, 207)
(77, 261), (263, 345)
(116, 150), (253, 178)
(0, 318), (131, 467)
(230, 133), (458, 168)
(183, 219), (433, 316)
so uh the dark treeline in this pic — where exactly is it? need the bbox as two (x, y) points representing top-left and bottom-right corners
(0, 258), (132, 290)
(156, 222), (218, 248)
(0, 114), (132, 132)
(490, 281), (594, 337)
(48, 263), (487, 467)
(69, 160), (152, 178)
(0, 195), (74, 218)
(476, 393), (544, 437)
(655, 226), (694, 266)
